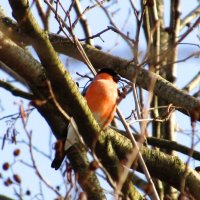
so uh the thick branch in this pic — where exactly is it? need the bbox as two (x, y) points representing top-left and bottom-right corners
(0, 30), (69, 137)
(8, 0), (100, 144)
(118, 130), (200, 161)
(1, 3), (200, 199)
(0, 31), (104, 199)
(0, 14), (199, 120)
(50, 34), (200, 120)
(73, 0), (93, 45)
(67, 145), (106, 199)
(1, 24), (200, 200)
(103, 129), (200, 200)
(147, 136), (200, 161)
(0, 195), (14, 200)
(7, 0), (107, 198)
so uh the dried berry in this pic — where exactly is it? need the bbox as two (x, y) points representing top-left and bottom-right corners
(56, 185), (60, 191)
(13, 149), (20, 156)
(89, 160), (100, 171)
(2, 162), (10, 171)
(13, 174), (21, 184)
(4, 178), (13, 186)
(25, 190), (31, 196)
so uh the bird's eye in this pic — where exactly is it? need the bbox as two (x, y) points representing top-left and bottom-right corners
(113, 75), (121, 83)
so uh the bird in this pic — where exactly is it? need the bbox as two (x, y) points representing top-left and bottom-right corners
(51, 68), (120, 170)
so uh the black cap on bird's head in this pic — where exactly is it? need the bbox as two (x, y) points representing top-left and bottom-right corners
(97, 68), (121, 83)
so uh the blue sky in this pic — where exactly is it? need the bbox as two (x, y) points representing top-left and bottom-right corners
(0, 0), (199, 199)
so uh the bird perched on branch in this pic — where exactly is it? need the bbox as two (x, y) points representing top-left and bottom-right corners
(51, 68), (121, 170)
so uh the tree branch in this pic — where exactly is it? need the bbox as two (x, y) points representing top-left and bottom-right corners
(0, 28), (105, 199)
(117, 129), (200, 161)
(0, 13), (199, 120)
(180, 5), (200, 30)
(0, 195), (14, 200)
(7, 0), (107, 198)
(0, 79), (35, 100)
(147, 136), (200, 161)
(104, 128), (200, 200)
(73, 0), (93, 45)
(1, 2), (200, 199)
(182, 72), (200, 93)
(49, 34), (200, 121)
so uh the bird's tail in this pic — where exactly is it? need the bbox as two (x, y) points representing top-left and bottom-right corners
(51, 119), (81, 170)
(51, 139), (65, 170)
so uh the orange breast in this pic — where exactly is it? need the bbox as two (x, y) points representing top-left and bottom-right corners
(84, 77), (118, 129)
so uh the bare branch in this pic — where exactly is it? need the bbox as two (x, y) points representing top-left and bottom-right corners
(104, 128), (200, 200)
(180, 5), (200, 30)
(0, 79), (35, 100)
(50, 34), (200, 120)
(27, 131), (61, 196)
(182, 72), (200, 92)
(0, 61), (28, 87)
(116, 108), (160, 200)
(7, 1), (106, 198)
(1, 12), (199, 120)
(177, 16), (200, 45)
(73, 0), (93, 45)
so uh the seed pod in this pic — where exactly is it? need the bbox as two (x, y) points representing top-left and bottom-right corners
(13, 149), (21, 156)
(56, 185), (60, 191)
(25, 190), (31, 196)
(13, 174), (21, 184)
(4, 178), (13, 186)
(2, 162), (10, 171)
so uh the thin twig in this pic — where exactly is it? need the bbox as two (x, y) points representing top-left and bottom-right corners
(43, 0), (72, 40)
(44, 0), (97, 75)
(46, 80), (85, 146)
(160, 51), (200, 71)
(27, 130), (61, 196)
(79, 26), (110, 42)
(140, 17), (200, 71)
(91, 152), (118, 192)
(95, 0), (133, 49)
(0, 79), (35, 100)
(180, 5), (200, 30)
(177, 16), (200, 45)
(182, 71), (200, 92)
(0, 108), (35, 121)
(73, 0), (93, 45)
(116, 108), (160, 200)
(46, 80), (71, 121)
(34, 0), (47, 29)
(0, 136), (51, 159)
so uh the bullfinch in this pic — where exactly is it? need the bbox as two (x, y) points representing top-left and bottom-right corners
(51, 68), (120, 170)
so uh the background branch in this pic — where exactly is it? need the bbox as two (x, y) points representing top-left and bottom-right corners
(0, 79), (35, 100)
(0, 12), (199, 120)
